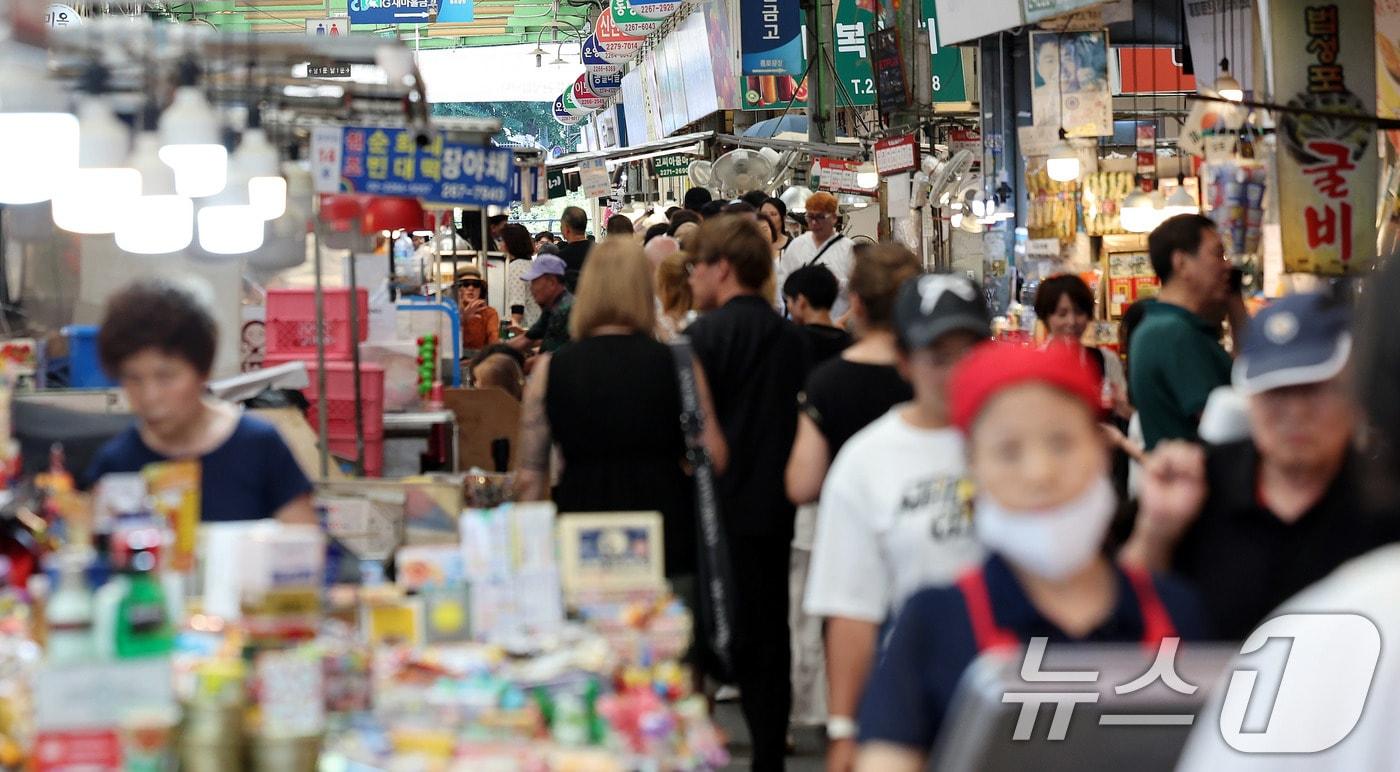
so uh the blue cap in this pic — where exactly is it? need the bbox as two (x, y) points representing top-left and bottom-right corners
(519, 254), (567, 282)
(1233, 292), (1351, 396)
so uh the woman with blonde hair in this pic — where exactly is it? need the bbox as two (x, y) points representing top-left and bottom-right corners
(517, 240), (726, 582)
(655, 249), (696, 343)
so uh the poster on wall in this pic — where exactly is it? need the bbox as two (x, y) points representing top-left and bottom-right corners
(697, 0), (740, 108)
(1029, 29), (1111, 137)
(1183, 0), (1252, 94)
(1273, 0), (1376, 275)
(741, 0), (804, 76)
(1378, 0), (1400, 119)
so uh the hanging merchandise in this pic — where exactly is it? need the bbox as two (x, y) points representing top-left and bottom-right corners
(595, 9), (646, 65)
(1271, 0), (1377, 275)
(740, 0), (804, 76)
(1026, 161), (1077, 242)
(1029, 30), (1112, 137)
(1081, 171), (1134, 236)
(1203, 162), (1267, 260)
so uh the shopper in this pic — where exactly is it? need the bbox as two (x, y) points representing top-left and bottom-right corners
(644, 234), (680, 271)
(1033, 273), (1127, 413)
(761, 197), (792, 256)
(556, 206), (593, 292)
(84, 279), (315, 524)
(654, 249), (694, 343)
(454, 265), (500, 354)
(606, 214), (634, 237)
(782, 265), (851, 366)
(683, 186), (712, 215)
(673, 221), (700, 251)
(855, 343), (1205, 770)
(686, 214), (810, 771)
(501, 223), (542, 328)
(700, 200), (725, 220)
(534, 230), (556, 248)
(780, 192), (855, 321)
(805, 273), (990, 771)
(741, 190), (770, 209)
(471, 353), (524, 401)
(508, 255), (574, 358)
(1121, 292), (1395, 639)
(643, 222), (671, 245)
(1129, 214), (1239, 449)
(487, 213), (508, 249)
(669, 208), (701, 233)
(516, 241), (726, 580)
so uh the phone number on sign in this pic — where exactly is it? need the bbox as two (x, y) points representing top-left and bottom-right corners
(441, 183), (512, 203)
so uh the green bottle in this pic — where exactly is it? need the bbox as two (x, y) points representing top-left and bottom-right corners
(114, 548), (173, 658)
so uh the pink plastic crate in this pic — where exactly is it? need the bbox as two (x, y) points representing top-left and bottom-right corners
(265, 288), (369, 361)
(328, 437), (384, 478)
(264, 355), (384, 440)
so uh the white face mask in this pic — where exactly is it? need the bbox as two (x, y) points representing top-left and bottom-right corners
(973, 476), (1117, 581)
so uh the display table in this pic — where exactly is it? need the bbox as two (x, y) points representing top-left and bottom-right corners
(383, 410), (460, 473)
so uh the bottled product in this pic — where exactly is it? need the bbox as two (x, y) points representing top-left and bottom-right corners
(100, 526), (174, 658)
(45, 550), (95, 663)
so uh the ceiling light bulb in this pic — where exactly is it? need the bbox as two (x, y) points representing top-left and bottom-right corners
(117, 132), (193, 254)
(856, 170), (880, 191)
(1163, 185), (1197, 217)
(158, 86), (227, 198)
(196, 158), (263, 255)
(1120, 189), (1156, 233)
(233, 128), (286, 221)
(1046, 140), (1081, 182)
(1216, 73), (1244, 102)
(52, 99), (140, 234)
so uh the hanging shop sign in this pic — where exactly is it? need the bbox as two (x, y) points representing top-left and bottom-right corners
(872, 28), (909, 118)
(609, 0), (662, 37)
(874, 134), (919, 175)
(948, 127), (981, 164)
(1021, 0), (1097, 23)
(578, 158), (612, 199)
(305, 17), (347, 35)
(814, 158), (866, 195)
(922, 0), (968, 103)
(587, 70), (623, 98)
(653, 154), (693, 177)
(346, 0), (433, 25)
(1029, 29), (1112, 137)
(582, 35), (623, 76)
(307, 63), (353, 77)
(595, 9), (646, 63)
(572, 76), (606, 110)
(311, 126), (516, 208)
(435, 0), (473, 23)
(1273, 0), (1377, 275)
(933, 0), (1024, 46)
(833, 0), (877, 107)
(629, 0), (681, 19)
(742, 74), (808, 109)
(553, 95), (582, 125)
(1116, 47), (1196, 94)
(1183, 0), (1253, 94)
(546, 168), (568, 199)
(45, 3), (81, 27)
(560, 88), (592, 118)
(741, 0), (804, 76)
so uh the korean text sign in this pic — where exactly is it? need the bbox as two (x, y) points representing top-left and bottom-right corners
(741, 0), (804, 77)
(1272, 0), (1377, 274)
(324, 126), (515, 208)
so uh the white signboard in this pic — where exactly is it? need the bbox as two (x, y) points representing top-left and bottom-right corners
(579, 158), (611, 199)
(45, 3), (79, 27)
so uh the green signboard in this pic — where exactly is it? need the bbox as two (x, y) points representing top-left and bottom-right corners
(653, 154), (693, 177)
(833, 0), (877, 107)
(923, 0), (968, 103)
(546, 168), (567, 199)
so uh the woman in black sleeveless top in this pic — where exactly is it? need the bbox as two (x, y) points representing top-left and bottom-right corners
(516, 241), (726, 578)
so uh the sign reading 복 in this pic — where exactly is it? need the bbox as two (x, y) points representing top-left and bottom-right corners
(347, 0), (432, 24)
(324, 127), (516, 208)
(875, 134), (919, 175)
(653, 154), (693, 177)
(742, 0), (804, 76)
(834, 0), (876, 106)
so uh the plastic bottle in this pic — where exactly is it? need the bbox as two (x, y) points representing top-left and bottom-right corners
(111, 528), (174, 658)
(46, 550), (95, 663)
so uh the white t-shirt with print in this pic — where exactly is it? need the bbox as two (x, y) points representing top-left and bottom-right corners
(779, 231), (857, 320)
(804, 408), (984, 623)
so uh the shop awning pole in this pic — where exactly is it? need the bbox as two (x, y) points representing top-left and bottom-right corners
(347, 227), (366, 477)
(312, 221), (330, 479)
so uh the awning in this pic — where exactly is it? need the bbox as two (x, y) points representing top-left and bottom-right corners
(716, 133), (866, 160)
(547, 131), (715, 171)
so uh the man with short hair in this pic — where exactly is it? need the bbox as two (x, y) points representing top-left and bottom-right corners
(1123, 292), (1397, 639)
(1129, 214), (1242, 450)
(687, 214), (810, 771)
(508, 254), (574, 357)
(534, 230), (556, 248)
(779, 192), (856, 321)
(556, 206), (592, 292)
(683, 186), (713, 214)
(783, 264), (851, 367)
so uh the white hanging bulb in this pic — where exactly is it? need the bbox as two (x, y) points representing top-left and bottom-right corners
(1215, 59), (1244, 102)
(1046, 133), (1082, 183)
(53, 91), (140, 234)
(1164, 183), (1198, 217)
(117, 131), (194, 254)
(0, 52), (78, 204)
(158, 62), (227, 198)
(196, 144), (264, 255)
(234, 127), (286, 221)
(1121, 189), (1156, 233)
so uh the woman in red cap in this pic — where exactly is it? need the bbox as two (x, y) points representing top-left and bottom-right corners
(854, 343), (1205, 770)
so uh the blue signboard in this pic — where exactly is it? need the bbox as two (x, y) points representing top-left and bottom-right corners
(338, 127), (515, 207)
(435, 0), (472, 22)
(581, 34), (622, 76)
(741, 0), (803, 76)
(586, 70), (623, 97)
(347, 0), (433, 25)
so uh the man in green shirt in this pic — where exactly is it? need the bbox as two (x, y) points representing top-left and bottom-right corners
(509, 254), (574, 356)
(1129, 214), (1243, 450)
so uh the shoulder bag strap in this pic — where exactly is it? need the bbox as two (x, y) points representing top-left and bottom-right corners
(803, 233), (846, 268)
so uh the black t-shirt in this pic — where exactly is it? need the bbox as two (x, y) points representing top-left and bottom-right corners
(801, 359), (912, 457)
(1172, 440), (1400, 640)
(687, 295), (811, 543)
(797, 324), (853, 371)
(556, 239), (592, 292)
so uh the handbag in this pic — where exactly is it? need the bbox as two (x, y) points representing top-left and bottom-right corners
(669, 336), (738, 682)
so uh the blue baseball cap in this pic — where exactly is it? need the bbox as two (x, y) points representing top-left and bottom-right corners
(519, 254), (567, 282)
(1233, 292), (1351, 396)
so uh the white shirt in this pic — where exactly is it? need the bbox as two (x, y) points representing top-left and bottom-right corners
(506, 258), (542, 327)
(779, 231), (857, 320)
(1177, 543), (1400, 771)
(804, 409), (984, 623)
